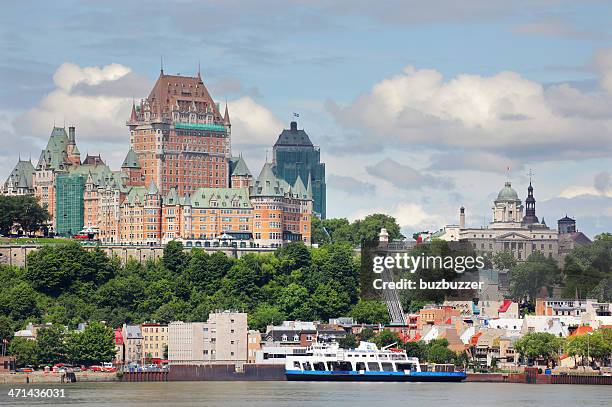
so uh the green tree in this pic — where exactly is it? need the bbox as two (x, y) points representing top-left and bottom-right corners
(310, 282), (351, 321)
(562, 238), (612, 301)
(403, 341), (426, 360)
(277, 283), (314, 320)
(36, 325), (66, 366)
(0, 195), (49, 236)
(373, 329), (402, 348)
(14, 195), (50, 235)
(350, 300), (390, 325)
(353, 214), (403, 244)
(311, 216), (331, 245)
(8, 337), (38, 367)
(565, 330), (611, 366)
(338, 333), (358, 349)
(67, 322), (115, 365)
(359, 328), (375, 342)
(163, 241), (188, 273)
(0, 315), (15, 343)
(426, 343), (456, 364)
(509, 252), (559, 300)
(0, 281), (39, 321)
(514, 332), (563, 366)
(248, 304), (286, 332)
(492, 251), (517, 271)
(25, 242), (90, 296)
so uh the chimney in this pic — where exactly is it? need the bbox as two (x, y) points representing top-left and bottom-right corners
(459, 206), (465, 229)
(68, 126), (76, 143)
(290, 121), (298, 131)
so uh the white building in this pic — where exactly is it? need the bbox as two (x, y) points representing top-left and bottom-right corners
(168, 311), (247, 364)
(436, 180), (559, 261)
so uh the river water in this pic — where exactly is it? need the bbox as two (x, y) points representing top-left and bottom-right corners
(0, 382), (610, 406)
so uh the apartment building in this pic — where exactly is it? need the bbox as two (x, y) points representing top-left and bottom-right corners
(168, 311), (247, 364)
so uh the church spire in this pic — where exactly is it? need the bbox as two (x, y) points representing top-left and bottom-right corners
(522, 170), (539, 226)
(224, 101), (231, 126)
(129, 99), (138, 122)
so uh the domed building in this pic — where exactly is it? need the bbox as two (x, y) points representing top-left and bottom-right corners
(491, 182), (523, 227)
(437, 179), (559, 262)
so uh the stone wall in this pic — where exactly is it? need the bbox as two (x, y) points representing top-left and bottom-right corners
(0, 245), (276, 268)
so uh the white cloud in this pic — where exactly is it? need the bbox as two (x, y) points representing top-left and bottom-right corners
(349, 202), (444, 233)
(559, 171), (612, 199)
(228, 96), (284, 148)
(328, 61), (612, 162)
(593, 48), (612, 94)
(7, 63), (284, 172)
(14, 62), (143, 151)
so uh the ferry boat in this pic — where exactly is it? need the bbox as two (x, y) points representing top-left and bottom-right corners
(285, 341), (466, 382)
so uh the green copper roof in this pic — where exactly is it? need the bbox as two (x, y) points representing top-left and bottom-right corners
(121, 148), (140, 168)
(189, 187), (251, 208)
(147, 180), (159, 195)
(165, 187), (179, 205)
(174, 122), (227, 132)
(124, 186), (147, 206)
(69, 163), (129, 193)
(496, 182), (520, 202)
(230, 155), (251, 177)
(3, 159), (35, 190)
(38, 127), (70, 171)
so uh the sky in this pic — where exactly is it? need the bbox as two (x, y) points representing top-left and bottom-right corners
(1, 0), (612, 238)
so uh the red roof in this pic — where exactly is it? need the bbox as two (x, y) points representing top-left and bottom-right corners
(570, 325), (593, 337)
(408, 333), (422, 342)
(498, 299), (513, 313)
(470, 332), (483, 346)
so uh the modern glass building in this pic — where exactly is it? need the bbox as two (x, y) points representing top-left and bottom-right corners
(55, 173), (85, 236)
(272, 121), (326, 218)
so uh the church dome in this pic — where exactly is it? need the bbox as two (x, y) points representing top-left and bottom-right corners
(496, 182), (520, 201)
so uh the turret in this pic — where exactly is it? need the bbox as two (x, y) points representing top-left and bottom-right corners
(459, 206), (465, 229)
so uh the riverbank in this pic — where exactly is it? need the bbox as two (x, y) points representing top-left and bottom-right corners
(0, 381), (610, 407)
(0, 372), (118, 384)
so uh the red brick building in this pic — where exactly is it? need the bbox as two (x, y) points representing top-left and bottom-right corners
(127, 69), (231, 196)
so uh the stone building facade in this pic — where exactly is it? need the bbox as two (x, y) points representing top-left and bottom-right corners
(438, 180), (559, 261)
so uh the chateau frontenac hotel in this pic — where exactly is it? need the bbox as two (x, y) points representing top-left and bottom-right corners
(1, 67), (327, 248)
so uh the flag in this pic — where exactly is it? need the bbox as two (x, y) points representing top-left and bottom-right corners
(293, 113), (299, 118)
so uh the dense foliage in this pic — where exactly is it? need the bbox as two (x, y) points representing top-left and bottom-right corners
(562, 234), (612, 300)
(0, 195), (49, 236)
(514, 332), (563, 366)
(8, 322), (115, 367)
(0, 241), (369, 341)
(311, 214), (404, 246)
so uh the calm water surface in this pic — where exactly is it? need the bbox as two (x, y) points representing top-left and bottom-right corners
(0, 381), (610, 406)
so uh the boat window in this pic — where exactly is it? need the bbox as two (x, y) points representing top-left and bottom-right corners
(313, 362), (326, 371)
(396, 363), (414, 372)
(355, 362), (366, 371)
(381, 362), (395, 372)
(367, 362), (380, 372)
(370, 354), (375, 358)
(293, 361), (301, 369)
(338, 361), (352, 371)
(302, 362), (312, 371)
(379, 354), (388, 359)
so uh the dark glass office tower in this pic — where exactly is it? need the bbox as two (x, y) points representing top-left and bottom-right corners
(272, 121), (326, 218)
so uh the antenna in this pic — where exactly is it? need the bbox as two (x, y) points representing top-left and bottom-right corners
(506, 165), (511, 182)
(160, 56), (164, 75)
(197, 60), (201, 78)
(527, 168), (534, 184)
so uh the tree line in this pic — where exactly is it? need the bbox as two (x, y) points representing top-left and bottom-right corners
(0, 195), (49, 236)
(7, 322), (115, 367)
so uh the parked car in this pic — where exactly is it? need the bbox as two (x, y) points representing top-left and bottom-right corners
(16, 368), (34, 373)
